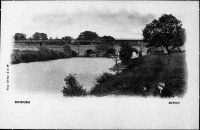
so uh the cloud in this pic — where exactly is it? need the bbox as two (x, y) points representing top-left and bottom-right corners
(31, 7), (155, 38)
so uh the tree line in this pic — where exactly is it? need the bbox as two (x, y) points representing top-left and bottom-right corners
(14, 31), (115, 43)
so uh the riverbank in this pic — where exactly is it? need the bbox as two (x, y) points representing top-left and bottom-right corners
(89, 53), (187, 97)
(10, 47), (71, 64)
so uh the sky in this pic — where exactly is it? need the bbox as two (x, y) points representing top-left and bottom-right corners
(2, 1), (197, 39)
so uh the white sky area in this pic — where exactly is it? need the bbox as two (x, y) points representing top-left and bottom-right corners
(2, 1), (191, 39)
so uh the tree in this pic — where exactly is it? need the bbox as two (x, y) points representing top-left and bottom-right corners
(32, 32), (48, 40)
(96, 43), (114, 57)
(119, 42), (133, 64)
(14, 33), (27, 40)
(61, 74), (86, 96)
(63, 44), (72, 57)
(77, 31), (99, 40)
(111, 51), (120, 73)
(101, 35), (115, 41)
(142, 14), (186, 54)
(100, 35), (115, 45)
(62, 36), (73, 44)
(95, 35), (115, 57)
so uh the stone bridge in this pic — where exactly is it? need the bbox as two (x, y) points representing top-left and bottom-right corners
(70, 44), (148, 56)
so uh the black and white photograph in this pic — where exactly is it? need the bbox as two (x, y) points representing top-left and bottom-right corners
(0, 1), (199, 129)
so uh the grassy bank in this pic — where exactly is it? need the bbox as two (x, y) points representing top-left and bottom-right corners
(89, 53), (187, 97)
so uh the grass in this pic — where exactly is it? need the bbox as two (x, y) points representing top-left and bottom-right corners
(89, 53), (187, 97)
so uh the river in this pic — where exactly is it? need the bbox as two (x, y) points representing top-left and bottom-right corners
(10, 58), (116, 97)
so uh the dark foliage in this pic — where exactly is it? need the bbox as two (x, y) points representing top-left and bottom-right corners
(143, 14), (186, 54)
(90, 73), (116, 96)
(90, 53), (187, 98)
(32, 32), (48, 40)
(14, 33), (27, 40)
(71, 50), (78, 57)
(11, 46), (71, 64)
(95, 42), (115, 57)
(101, 35), (115, 43)
(77, 31), (99, 40)
(63, 44), (72, 56)
(106, 48), (116, 56)
(62, 36), (73, 44)
(61, 74), (87, 97)
(119, 42), (133, 64)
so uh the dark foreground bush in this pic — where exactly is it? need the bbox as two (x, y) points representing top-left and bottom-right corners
(61, 74), (87, 97)
(90, 73), (116, 96)
(11, 46), (71, 64)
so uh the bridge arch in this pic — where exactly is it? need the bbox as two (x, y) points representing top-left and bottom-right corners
(132, 48), (139, 54)
(85, 49), (96, 57)
(71, 50), (78, 57)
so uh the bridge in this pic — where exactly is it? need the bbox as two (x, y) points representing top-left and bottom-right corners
(14, 39), (149, 56)
(70, 44), (148, 57)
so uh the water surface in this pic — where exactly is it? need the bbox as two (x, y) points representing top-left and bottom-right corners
(10, 58), (115, 96)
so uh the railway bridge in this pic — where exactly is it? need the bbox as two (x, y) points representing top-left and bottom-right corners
(69, 39), (148, 56)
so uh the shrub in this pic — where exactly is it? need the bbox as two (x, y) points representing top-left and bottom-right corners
(10, 52), (21, 64)
(61, 74), (87, 97)
(90, 73), (115, 95)
(11, 47), (69, 64)
(38, 46), (49, 52)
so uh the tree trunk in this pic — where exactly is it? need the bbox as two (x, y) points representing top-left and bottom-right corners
(165, 46), (170, 54)
(116, 61), (119, 74)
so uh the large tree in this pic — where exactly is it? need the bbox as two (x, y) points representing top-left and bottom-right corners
(101, 36), (115, 41)
(62, 36), (73, 44)
(77, 31), (99, 40)
(32, 32), (48, 40)
(14, 33), (27, 40)
(142, 14), (186, 54)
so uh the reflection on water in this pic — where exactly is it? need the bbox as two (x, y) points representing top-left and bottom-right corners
(10, 58), (115, 96)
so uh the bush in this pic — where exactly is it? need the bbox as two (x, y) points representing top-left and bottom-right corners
(90, 73), (115, 95)
(61, 74), (87, 97)
(10, 52), (21, 64)
(11, 46), (70, 64)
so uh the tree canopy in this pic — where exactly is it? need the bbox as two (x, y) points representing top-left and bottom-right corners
(32, 32), (48, 40)
(14, 33), (27, 40)
(101, 36), (115, 41)
(77, 31), (99, 40)
(142, 14), (186, 54)
(62, 36), (73, 44)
